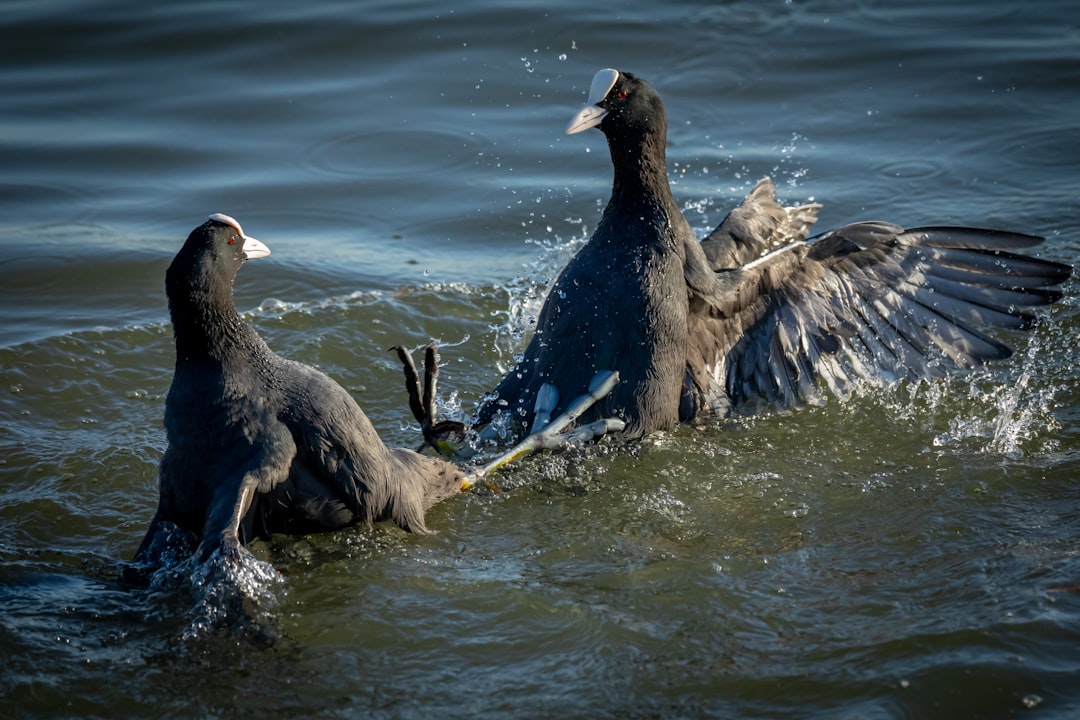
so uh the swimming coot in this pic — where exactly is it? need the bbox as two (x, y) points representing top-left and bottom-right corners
(132, 214), (622, 572)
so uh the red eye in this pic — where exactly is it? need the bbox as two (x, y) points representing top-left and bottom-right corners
(616, 91), (628, 99)
(228, 236), (237, 246)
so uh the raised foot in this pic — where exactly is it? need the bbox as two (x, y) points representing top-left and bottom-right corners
(392, 342), (468, 456)
(464, 370), (625, 486)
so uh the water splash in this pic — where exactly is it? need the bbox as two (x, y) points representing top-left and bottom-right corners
(488, 224), (588, 370)
(144, 545), (286, 644)
(933, 365), (1057, 458)
(251, 289), (383, 322)
(808, 300), (1074, 461)
(930, 320), (1069, 457)
(181, 549), (285, 644)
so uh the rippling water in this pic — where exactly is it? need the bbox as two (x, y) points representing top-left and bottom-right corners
(2, 1), (1079, 718)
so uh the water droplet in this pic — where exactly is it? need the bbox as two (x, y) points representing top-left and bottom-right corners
(1021, 694), (1042, 709)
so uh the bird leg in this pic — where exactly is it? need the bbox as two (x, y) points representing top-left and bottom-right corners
(393, 343), (625, 483)
(196, 481), (257, 563)
(463, 370), (625, 486)
(392, 342), (468, 456)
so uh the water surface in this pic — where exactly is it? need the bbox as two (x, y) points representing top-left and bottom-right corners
(2, 1), (1079, 718)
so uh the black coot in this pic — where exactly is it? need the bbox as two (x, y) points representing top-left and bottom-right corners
(133, 214), (472, 570)
(465, 68), (1071, 440)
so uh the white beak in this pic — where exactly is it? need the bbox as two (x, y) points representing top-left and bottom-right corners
(565, 68), (619, 135)
(208, 212), (271, 259)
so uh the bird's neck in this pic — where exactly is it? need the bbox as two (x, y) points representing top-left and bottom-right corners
(607, 130), (678, 215)
(169, 284), (259, 363)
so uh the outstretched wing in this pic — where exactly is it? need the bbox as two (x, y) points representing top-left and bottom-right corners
(687, 223), (1073, 417)
(700, 177), (822, 269)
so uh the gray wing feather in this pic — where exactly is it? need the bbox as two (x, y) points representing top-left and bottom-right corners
(691, 223), (1071, 417)
(701, 177), (822, 269)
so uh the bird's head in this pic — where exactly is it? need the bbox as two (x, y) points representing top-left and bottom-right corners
(166, 213), (270, 302)
(565, 68), (666, 140)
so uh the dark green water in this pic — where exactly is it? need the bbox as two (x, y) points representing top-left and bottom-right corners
(1, 1), (1078, 718)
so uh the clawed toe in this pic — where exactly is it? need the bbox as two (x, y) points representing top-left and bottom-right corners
(531, 370), (621, 439)
(393, 343), (469, 456)
(465, 370), (625, 482)
(394, 344), (625, 483)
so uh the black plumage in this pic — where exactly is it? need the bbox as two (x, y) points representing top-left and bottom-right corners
(133, 214), (466, 570)
(473, 68), (1071, 439)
